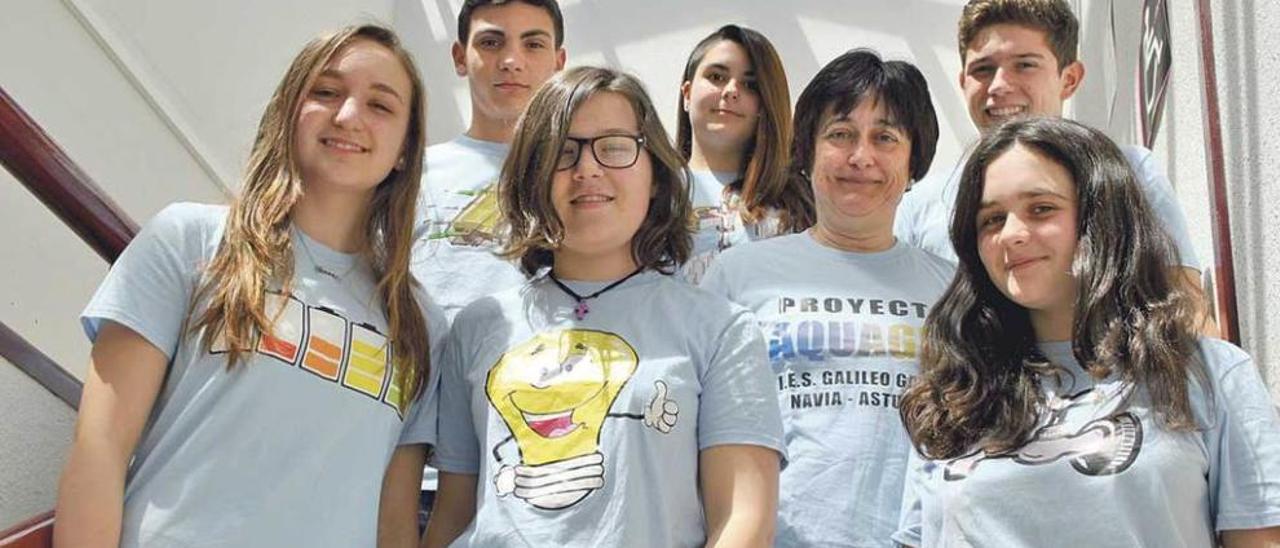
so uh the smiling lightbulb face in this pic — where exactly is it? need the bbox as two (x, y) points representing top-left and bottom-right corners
(486, 329), (639, 465)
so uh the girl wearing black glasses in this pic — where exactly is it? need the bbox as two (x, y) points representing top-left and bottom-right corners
(423, 66), (784, 547)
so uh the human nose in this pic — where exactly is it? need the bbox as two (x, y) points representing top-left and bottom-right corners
(571, 142), (603, 179)
(499, 44), (526, 72)
(998, 213), (1030, 246)
(333, 96), (363, 128)
(989, 66), (1013, 95)
(722, 78), (741, 100)
(847, 139), (875, 169)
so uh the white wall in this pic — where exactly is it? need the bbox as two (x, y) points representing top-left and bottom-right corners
(1156, 0), (1280, 399)
(0, 356), (75, 530)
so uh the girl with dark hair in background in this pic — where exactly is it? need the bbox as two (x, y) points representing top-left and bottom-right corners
(425, 66), (783, 547)
(676, 24), (814, 283)
(895, 117), (1280, 548)
(702, 49), (951, 548)
(54, 24), (445, 547)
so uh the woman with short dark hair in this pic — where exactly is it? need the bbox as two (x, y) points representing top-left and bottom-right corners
(702, 49), (951, 547)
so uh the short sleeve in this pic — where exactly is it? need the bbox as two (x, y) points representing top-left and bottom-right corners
(698, 256), (732, 299)
(892, 449), (932, 547)
(398, 289), (452, 446)
(1126, 146), (1201, 270)
(399, 367), (441, 445)
(893, 188), (923, 248)
(696, 307), (786, 458)
(1206, 349), (1280, 531)
(428, 324), (481, 474)
(80, 203), (218, 359)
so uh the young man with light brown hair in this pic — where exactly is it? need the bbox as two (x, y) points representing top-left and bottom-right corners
(895, 0), (1217, 336)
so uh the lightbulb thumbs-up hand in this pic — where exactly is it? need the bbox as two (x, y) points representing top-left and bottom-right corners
(494, 452), (605, 510)
(643, 379), (679, 434)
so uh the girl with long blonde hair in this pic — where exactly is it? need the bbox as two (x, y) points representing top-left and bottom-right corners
(54, 24), (441, 547)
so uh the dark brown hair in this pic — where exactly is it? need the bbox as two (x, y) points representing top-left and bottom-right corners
(498, 66), (693, 276)
(958, 0), (1079, 68)
(457, 0), (564, 47)
(676, 24), (813, 232)
(899, 117), (1204, 459)
(791, 49), (939, 186)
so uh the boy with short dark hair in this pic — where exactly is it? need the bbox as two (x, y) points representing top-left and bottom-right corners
(412, 0), (567, 321)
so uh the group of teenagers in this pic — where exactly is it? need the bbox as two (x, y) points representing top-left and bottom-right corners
(48, 0), (1280, 546)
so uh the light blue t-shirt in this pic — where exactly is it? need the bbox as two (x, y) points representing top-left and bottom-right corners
(683, 170), (785, 285)
(894, 338), (1280, 547)
(895, 144), (1201, 269)
(702, 233), (954, 548)
(432, 271), (785, 547)
(412, 135), (527, 320)
(81, 203), (445, 547)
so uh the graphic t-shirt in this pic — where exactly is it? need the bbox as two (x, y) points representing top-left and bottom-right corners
(81, 203), (446, 547)
(412, 135), (526, 320)
(894, 145), (1201, 269)
(702, 233), (954, 547)
(683, 170), (785, 285)
(894, 339), (1280, 548)
(433, 271), (785, 547)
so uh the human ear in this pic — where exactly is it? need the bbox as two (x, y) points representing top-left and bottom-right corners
(1059, 61), (1085, 100)
(451, 42), (467, 77)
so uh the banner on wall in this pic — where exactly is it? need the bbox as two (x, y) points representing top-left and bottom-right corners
(1139, 0), (1172, 147)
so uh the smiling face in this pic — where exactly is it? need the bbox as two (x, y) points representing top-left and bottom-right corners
(485, 329), (640, 466)
(809, 95), (913, 238)
(976, 144), (1079, 327)
(961, 24), (1084, 132)
(292, 39), (413, 197)
(551, 92), (654, 265)
(682, 39), (761, 158)
(453, 2), (565, 132)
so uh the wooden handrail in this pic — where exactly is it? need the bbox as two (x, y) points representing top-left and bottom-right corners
(1194, 0), (1242, 345)
(0, 510), (53, 548)
(0, 321), (81, 409)
(0, 82), (145, 548)
(0, 85), (137, 262)
(0, 83), (145, 406)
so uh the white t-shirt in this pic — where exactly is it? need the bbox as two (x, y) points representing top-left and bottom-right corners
(82, 203), (445, 547)
(412, 135), (527, 321)
(683, 169), (785, 285)
(702, 232), (954, 547)
(894, 339), (1280, 547)
(895, 145), (1201, 269)
(433, 270), (785, 547)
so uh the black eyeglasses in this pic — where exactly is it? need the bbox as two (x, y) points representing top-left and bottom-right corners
(555, 134), (647, 171)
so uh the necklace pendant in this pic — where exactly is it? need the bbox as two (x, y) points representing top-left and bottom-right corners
(573, 300), (589, 320)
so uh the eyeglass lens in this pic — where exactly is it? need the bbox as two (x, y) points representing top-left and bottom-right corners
(556, 135), (641, 170)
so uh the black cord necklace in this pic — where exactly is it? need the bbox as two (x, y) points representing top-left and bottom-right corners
(547, 267), (645, 320)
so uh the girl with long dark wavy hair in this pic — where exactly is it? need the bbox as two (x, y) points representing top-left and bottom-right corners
(676, 24), (814, 283)
(894, 117), (1280, 547)
(425, 66), (783, 547)
(54, 25), (443, 547)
